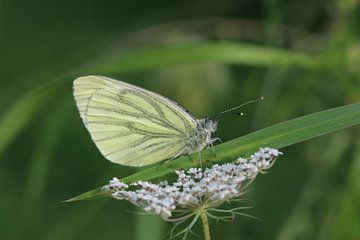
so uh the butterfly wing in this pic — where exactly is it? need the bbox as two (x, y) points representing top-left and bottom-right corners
(73, 75), (197, 166)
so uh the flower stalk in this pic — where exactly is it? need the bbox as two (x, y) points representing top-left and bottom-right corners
(199, 209), (211, 240)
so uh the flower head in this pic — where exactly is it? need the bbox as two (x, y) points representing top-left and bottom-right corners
(102, 147), (282, 238)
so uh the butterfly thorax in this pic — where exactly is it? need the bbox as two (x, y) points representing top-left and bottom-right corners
(185, 118), (218, 154)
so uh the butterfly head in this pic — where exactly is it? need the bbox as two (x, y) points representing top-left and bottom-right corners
(194, 97), (263, 151)
(202, 117), (218, 134)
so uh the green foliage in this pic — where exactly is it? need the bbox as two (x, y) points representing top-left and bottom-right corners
(1, 0), (360, 240)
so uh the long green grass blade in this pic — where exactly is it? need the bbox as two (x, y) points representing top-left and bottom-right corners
(0, 88), (55, 157)
(20, 99), (69, 237)
(66, 101), (360, 202)
(80, 42), (322, 74)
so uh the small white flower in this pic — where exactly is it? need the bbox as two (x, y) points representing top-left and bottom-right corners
(103, 147), (282, 221)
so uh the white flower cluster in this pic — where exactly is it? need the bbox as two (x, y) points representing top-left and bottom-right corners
(102, 147), (282, 219)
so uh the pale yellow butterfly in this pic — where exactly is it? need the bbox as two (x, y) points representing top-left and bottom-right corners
(73, 76), (219, 167)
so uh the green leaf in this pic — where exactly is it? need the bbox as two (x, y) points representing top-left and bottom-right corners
(66, 101), (360, 202)
(80, 42), (322, 74)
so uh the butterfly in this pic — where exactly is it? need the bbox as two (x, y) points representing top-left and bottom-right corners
(73, 76), (262, 167)
(73, 75), (219, 167)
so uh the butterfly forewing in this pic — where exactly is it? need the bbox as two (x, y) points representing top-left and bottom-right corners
(73, 76), (197, 166)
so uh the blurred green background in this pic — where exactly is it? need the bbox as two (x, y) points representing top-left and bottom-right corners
(1, 0), (360, 239)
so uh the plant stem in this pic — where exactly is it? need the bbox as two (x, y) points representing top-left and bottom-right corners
(199, 210), (211, 240)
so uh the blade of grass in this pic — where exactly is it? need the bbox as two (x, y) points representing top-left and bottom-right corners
(66, 101), (360, 201)
(19, 98), (70, 238)
(274, 131), (352, 240)
(79, 42), (323, 74)
(0, 87), (55, 158)
(316, 136), (360, 240)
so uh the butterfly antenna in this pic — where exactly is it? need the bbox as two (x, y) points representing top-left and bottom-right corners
(211, 96), (264, 119)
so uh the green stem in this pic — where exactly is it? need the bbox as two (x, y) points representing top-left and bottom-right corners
(199, 210), (211, 240)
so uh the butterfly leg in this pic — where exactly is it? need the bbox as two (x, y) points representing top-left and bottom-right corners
(212, 137), (222, 144)
(197, 148), (203, 168)
(207, 144), (216, 158)
(207, 137), (220, 158)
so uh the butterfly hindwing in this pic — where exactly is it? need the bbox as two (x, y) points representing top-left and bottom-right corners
(73, 76), (197, 166)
